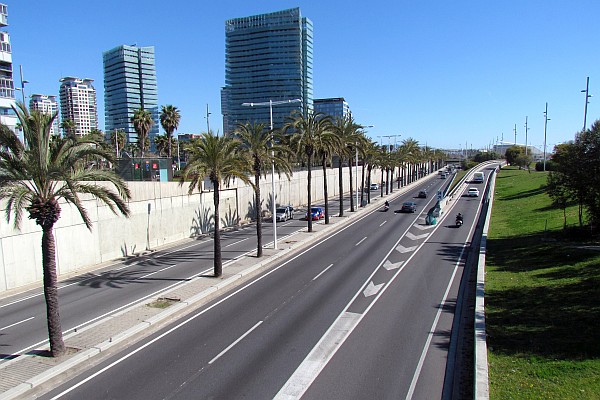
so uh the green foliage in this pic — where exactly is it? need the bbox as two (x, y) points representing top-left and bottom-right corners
(535, 160), (557, 171)
(487, 167), (600, 399)
(473, 151), (501, 162)
(131, 108), (154, 157)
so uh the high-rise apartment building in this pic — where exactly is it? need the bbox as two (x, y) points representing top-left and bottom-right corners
(30, 94), (60, 136)
(103, 45), (159, 145)
(314, 98), (350, 121)
(0, 3), (17, 135)
(222, 8), (313, 135)
(59, 77), (98, 136)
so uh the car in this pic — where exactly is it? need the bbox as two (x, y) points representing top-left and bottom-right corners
(275, 207), (292, 222)
(401, 201), (417, 213)
(370, 183), (379, 190)
(440, 173), (447, 179)
(467, 187), (480, 197)
(305, 206), (324, 221)
(418, 190), (427, 198)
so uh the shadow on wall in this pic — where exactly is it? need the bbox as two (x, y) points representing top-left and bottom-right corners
(191, 207), (214, 237)
(246, 198), (262, 221)
(222, 205), (239, 228)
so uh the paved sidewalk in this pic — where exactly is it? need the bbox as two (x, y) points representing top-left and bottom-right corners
(0, 185), (419, 399)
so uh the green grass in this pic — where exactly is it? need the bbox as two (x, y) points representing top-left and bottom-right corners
(486, 166), (600, 399)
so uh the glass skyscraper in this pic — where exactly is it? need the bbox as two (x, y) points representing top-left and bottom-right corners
(222, 8), (313, 135)
(314, 98), (350, 121)
(103, 45), (159, 145)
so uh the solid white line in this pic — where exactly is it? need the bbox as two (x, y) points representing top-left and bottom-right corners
(139, 264), (178, 279)
(0, 316), (34, 331)
(224, 237), (249, 248)
(313, 264), (334, 281)
(355, 237), (367, 246)
(380, 220), (387, 227)
(208, 320), (263, 365)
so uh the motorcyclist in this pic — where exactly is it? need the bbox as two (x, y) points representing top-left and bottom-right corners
(456, 213), (463, 222)
(384, 200), (390, 208)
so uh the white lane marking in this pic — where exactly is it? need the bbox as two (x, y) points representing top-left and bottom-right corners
(363, 281), (384, 297)
(396, 244), (417, 253)
(412, 224), (435, 231)
(380, 220), (387, 227)
(382, 260), (403, 271)
(139, 264), (178, 279)
(406, 232), (429, 241)
(224, 237), (249, 247)
(313, 264), (334, 281)
(355, 237), (367, 246)
(208, 320), (263, 365)
(0, 317), (34, 331)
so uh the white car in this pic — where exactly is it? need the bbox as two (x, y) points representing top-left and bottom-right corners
(275, 206), (294, 222)
(370, 183), (379, 190)
(467, 188), (480, 197)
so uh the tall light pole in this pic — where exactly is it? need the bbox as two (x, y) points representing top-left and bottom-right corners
(19, 64), (28, 104)
(582, 76), (592, 132)
(543, 102), (550, 171)
(206, 104), (211, 134)
(241, 98), (301, 250)
(524, 116), (530, 155)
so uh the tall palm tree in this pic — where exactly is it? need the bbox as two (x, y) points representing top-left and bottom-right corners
(60, 118), (76, 138)
(132, 108), (154, 157)
(180, 132), (251, 276)
(153, 133), (171, 157)
(235, 122), (292, 257)
(109, 129), (127, 157)
(284, 110), (330, 233)
(160, 105), (181, 160)
(332, 115), (363, 216)
(314, 116), (337, 224)
(401, 138), (420, 184)
(0, 103), (131, 357)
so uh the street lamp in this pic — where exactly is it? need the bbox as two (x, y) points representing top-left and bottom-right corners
(17, 64), (28, 104)
(241, 98), (301, 250)
(543, 102), (550, 171)
(581, 76), (592, 132)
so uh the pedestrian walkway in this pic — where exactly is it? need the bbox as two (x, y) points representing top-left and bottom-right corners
(0, 184), (423, 399)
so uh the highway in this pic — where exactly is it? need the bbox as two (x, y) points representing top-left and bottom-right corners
(33, 165), (496, 399)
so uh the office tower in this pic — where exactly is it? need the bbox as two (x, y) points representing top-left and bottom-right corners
(59, 77), (98, 136)
(29, 94), (60, 136)
(0, 3), (17, 135)
(314, 98), (350, 120)
(223, 7), (313, 135)
(103, 45), (159, 146)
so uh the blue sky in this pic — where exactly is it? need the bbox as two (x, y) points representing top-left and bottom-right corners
(7, 0), (599, 151)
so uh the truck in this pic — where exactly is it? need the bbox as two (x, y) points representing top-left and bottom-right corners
(473, 171), (485, 183)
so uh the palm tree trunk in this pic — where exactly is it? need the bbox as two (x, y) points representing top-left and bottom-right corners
(307, 154), (313, 232)
(255, 172), (262, 257)
(367, 167), (372, 204)
(338, 158), (344, 217)
(360, 161), (366, 207)
(322, 154), (330, 224)
(167, 132), (172, 160)
(213, 182), (222, 276)
(42, 226), (65, 357)
(349, 155), (355, 212)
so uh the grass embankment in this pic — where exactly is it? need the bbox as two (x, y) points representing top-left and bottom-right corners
(486, 167), (600, 399)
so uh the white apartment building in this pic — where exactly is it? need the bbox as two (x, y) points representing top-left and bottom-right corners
(0, 3), (18, 138)
(29, 94), (60, 136)
(59, 77), (98, 136)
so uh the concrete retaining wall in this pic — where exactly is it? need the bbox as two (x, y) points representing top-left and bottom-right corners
(0, 165), (370, 293)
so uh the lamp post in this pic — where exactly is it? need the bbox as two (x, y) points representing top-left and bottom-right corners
(543, 102), (550, 171)
(241, 98), (301, 250)
(581, 77), (592, 132)
(18, 64), (28, 104)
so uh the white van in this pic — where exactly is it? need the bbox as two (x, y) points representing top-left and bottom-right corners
(473, 171), (484, 183)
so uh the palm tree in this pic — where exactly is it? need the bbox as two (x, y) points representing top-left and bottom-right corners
(154, 133), (173, 157)
(60, 118), (76, 138)
(332, 115), (364, 214)
(235, 122), (292, 257)
(314, 116), (337, 224)
(0, 103), (131, 357)
(180, 132), (251, 276)
(131, 108), (154, 157)
(160, 105), (181, 160)
(284, 110), (330, 233)
(109, 129), (127, 157)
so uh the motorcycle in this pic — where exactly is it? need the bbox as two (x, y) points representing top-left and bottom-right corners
(455, 217), (463, 227)
(383, 204), (389, 212)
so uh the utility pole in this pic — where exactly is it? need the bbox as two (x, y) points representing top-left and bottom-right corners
(514, 124), (517, 145)
(206, 104), (211, 134)
(543, 103), (550, 171)
(582, 77), (591, 132)
(524, 116), (530, 155)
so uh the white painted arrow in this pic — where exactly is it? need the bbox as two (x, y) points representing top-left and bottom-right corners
(396, 244), (417, 253)
(406, 231), (429, 241)
(383, 260), (404, 271)
(363, 281), (384, 297)
(413, 223), (435, 231)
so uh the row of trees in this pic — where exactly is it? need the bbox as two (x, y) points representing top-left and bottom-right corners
(547, 120), (600, 228)
(0, 103), (445, 358)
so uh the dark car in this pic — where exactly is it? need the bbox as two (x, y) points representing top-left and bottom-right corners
(305, 206), (324, 221)
(401, 201), (417, 213)
(418, 190), (427, 198)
